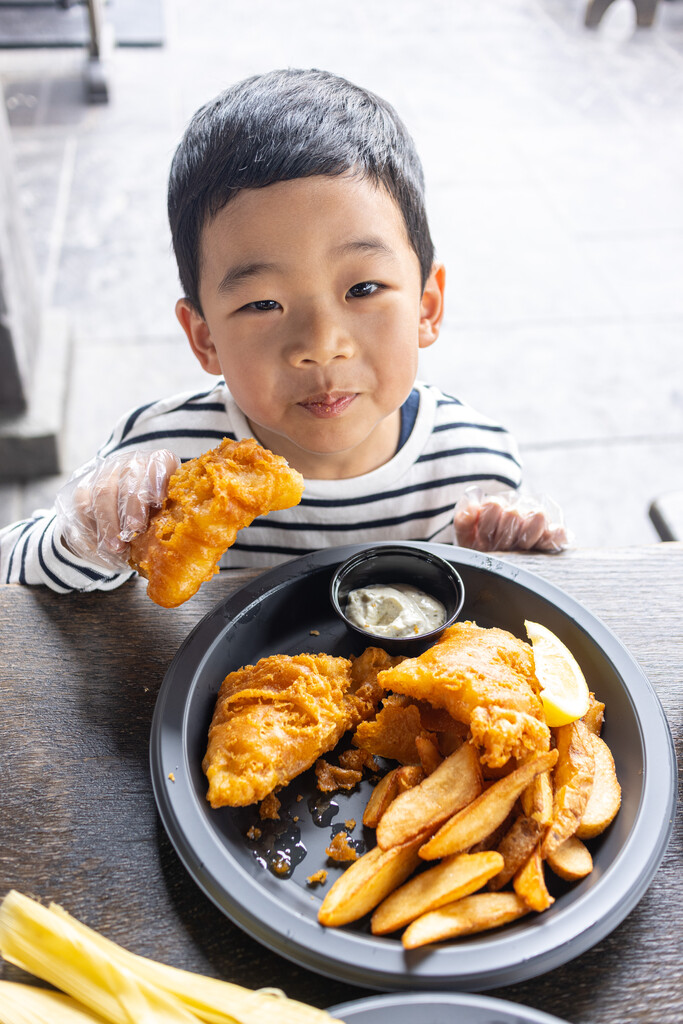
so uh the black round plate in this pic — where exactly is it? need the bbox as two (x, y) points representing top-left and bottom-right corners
(328, 991), (570, 1023)
(149, 543), (676, 991)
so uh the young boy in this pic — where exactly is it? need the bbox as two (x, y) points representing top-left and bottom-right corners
(0, 68), (566, 593)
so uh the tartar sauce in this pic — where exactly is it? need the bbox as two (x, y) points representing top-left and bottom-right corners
(345, 583), (447, 639)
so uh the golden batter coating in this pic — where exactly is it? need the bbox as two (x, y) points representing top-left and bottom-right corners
(203, 648), (393, 808)
(377, 621), (550, 767)
(129, 437), (304, 607)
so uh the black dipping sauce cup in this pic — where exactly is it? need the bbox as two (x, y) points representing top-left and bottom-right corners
(329, 543), (466, 656)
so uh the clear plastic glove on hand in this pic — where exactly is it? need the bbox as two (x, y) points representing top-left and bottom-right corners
(55, 449), (180, 572)
(454, 486), (572, 553)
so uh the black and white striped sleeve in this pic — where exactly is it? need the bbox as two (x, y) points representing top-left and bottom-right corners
(0, 511), (132, 591)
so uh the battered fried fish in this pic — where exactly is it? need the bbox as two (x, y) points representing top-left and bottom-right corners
(376, 621), (550, 768)
(129, 437), (304, 607)
(203, 647), (394, 808)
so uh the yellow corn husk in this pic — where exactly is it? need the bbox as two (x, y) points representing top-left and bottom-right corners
(0, 980), (109, 1024)
(0, 892), (338, 1024)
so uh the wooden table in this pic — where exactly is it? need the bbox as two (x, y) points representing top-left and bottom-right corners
(1, 545), (681, 1023)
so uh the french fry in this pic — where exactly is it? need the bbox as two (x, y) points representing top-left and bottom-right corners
(513, 844), (554, 912)
(415, 734), (443, 775)
(376, 742), (483, 851)
(487, 815), (544, 891)
(546, 835), (593, 881)
(582, 694), (605, 736)
(419, 750), (558, 861)
(468, 810), (515, 854)
(371, 851), (503, 935)
(402, 892), (530, 949)
(362, 765), (424, 828)
(542, 720), (594, 857)
(576, 732), (621, 839)
(318, 841), (422, 927)
(520, 770), (553, 826)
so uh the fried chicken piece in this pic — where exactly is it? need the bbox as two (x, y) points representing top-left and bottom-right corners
(203, 649), (387, 808)
(377, 621), (550, 768)
(129, 437), (304, 607)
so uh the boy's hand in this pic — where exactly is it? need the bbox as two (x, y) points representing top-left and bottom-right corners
(55, 449), (180, 572)
(454, 487), (571, 553)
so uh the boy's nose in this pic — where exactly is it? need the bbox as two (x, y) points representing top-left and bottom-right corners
(286, 307), (355, 367)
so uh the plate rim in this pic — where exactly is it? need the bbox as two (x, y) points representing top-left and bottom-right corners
(327, 989), (571, 1023)
(150, 542), (677, 991)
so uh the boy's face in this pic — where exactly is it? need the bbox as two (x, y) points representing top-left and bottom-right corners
(177, 174), (444, 479)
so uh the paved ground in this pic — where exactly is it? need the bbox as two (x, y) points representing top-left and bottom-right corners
(1, 0), (682, 546)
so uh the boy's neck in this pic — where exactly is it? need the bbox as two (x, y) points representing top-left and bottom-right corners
(246, 410), (402, 480)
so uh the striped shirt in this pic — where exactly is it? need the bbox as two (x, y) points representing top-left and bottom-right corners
(0, 380), (522, 591)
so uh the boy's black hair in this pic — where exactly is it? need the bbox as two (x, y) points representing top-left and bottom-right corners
(168, 68), (435, 314)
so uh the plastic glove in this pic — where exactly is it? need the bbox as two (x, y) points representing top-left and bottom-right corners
(55, 449), (180, 572)
(454, 486), (571, 553)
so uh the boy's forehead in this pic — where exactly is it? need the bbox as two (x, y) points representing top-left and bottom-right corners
(199, 174), (414, 268)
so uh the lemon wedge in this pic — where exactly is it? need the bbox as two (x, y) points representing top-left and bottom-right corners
(525, 620), (590, 727)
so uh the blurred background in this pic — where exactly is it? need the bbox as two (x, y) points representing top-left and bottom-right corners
(1, 0), (682, 545)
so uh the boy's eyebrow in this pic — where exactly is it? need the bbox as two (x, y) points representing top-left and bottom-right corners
(333, 237), (399, 260)
(216, 239), (397, 294)
(217, 261), (279, 294)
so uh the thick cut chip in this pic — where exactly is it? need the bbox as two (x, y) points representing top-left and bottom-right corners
(513, 844), (554, 912)
(371, 851), (503, 935)
(376, 742), (483, 851)
(318, 841), (422, 927)
(362, 766), (425, 829)
(402, 892), (530, 949)
(582, 694), (605, 736)
(419, 750), (558, 861)
(415, 734), (443, 774)
(575, 732), (621, 839)
(130, 437), (304, 607)
(520, 769), (554, 826)
(487, 815), (544, 891)
(546, 836), (593, 881)
(542, 720), (595, 857)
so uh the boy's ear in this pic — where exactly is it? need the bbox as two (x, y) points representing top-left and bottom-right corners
(175, 298), (222, 374)
(418, 262), (446, 349)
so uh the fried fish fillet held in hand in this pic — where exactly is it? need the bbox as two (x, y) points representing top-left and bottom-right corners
(377, 621), (550, 768)
(203, 647), (394, 808)
(129, 437), (304, 607)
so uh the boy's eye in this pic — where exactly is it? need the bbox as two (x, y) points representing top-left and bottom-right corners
(241, 299), (280, 312)
(347, 281), (382, 299)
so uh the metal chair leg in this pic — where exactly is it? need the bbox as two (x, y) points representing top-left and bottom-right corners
(84, 0), (110, 103)
(585, 0), (659, 27)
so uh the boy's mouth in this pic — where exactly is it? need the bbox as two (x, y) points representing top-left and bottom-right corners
(298, 392), (357, 418)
